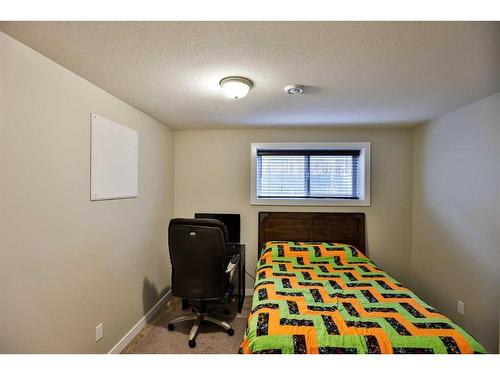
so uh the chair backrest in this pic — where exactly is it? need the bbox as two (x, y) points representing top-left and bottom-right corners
(168, 218), (228, 300)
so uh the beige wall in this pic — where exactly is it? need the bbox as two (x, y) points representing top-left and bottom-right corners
(174, 127), (413, 288)
(411, 92), (500, 353)
(0, 32), (174, 353)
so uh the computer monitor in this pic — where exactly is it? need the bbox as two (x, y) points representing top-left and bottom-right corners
(194, 213), (240, 244)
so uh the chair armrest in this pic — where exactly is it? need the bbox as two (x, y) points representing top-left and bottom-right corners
(225, 254), (240, 281)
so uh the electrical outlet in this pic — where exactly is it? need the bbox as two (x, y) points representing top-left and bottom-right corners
(96, 323), (103, 342)
(457, 300), (465, 315)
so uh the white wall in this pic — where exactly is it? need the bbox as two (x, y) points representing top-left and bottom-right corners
(174, 127), (413, 288)
(411, 92), (500, 353)
(0, 32), (174, 353)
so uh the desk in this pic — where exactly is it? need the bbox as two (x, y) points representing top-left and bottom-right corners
(182, 244), (246, 313)
(226, 244), (245, 313)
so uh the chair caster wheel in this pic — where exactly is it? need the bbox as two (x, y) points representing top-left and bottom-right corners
(188, 340), (196, 348)
(227, 328), (234, 336)
(167, 324), (174, 331)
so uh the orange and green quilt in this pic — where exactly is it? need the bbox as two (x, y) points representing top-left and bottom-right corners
(239, 241), (486, 354)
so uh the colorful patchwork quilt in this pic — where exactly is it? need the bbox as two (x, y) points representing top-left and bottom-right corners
(239, 241), (486, 354)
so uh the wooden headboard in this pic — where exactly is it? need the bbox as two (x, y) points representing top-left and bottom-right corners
(258, 212), (366, 256)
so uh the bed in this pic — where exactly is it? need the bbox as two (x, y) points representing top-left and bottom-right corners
(239, 212), (486, 354)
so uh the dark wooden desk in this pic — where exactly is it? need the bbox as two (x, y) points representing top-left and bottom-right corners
(226, 244), (245, 313)
(182, 244), (246, 313)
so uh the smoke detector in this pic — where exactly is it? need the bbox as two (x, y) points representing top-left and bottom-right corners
(284, 85), (304, 95)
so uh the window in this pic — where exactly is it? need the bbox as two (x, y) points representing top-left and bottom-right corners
(251, 143), (370, 206)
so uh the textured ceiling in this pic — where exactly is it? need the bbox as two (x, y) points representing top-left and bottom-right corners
(1, 21), (500, 129)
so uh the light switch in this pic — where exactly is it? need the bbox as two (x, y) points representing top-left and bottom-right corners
(96, 323), (103, 342)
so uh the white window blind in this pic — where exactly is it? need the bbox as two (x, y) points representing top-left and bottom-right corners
(257, 150), (360, 199)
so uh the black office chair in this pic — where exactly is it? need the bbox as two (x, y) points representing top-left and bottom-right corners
(166, 218), (239, 348)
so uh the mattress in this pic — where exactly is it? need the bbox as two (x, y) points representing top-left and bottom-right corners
(239, 241), (486, 354)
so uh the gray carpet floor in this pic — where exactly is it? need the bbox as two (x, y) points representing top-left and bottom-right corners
(121, 296), (252, 354)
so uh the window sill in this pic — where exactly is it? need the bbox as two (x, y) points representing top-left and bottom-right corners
(250, 197), (371, 207)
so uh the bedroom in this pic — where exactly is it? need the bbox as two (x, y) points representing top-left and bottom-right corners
(1, 1), (499, 372)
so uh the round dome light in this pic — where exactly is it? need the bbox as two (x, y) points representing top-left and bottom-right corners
(219, 76), (253, 99)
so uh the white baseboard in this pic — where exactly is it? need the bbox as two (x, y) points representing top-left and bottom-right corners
(245, 288), (254, 296)
(108, 290), (172, 354)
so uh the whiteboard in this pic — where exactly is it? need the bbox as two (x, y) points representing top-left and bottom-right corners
(90, 113), (138, 200)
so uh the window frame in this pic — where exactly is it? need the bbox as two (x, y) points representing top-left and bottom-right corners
(250, 142), (371, 206)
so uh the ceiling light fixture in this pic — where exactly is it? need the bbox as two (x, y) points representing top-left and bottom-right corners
(219, 76), (253, 99)
(284, 85), (304, 95)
